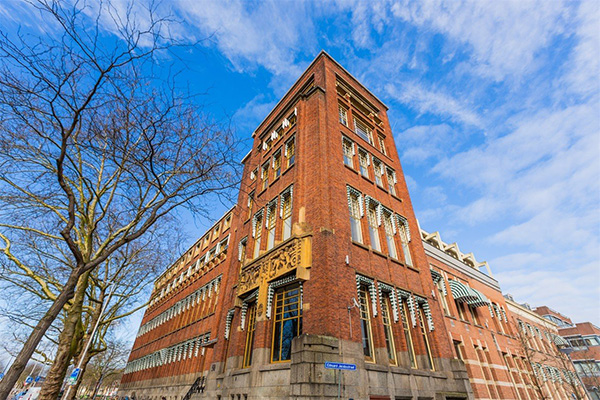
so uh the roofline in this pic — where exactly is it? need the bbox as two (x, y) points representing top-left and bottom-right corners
(154, 205), (236, 284)
(504, 298), (559, 329)
(250, 50), (388, 139)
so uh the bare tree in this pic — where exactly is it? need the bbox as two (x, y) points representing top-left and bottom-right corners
(515, 327), (549, 399)
(0, 1), (240, 398)
(75, 338), (128, 400)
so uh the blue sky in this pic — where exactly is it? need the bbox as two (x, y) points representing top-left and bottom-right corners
(1, 0), (598, 342)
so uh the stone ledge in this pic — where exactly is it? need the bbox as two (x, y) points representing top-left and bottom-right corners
(259, 362), (291, 372)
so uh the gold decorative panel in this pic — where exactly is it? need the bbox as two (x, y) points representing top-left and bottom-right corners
(238, 235), (312, 296)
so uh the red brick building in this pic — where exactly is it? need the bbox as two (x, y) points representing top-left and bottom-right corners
(120, 51), (474, 400)
(119, 51), (588, 400)
(535, 307), (600, 399)
(421, 229), (585, 400)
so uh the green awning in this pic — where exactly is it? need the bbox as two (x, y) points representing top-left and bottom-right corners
(448, 280), (489, 308)
(551, 333), (569, 347)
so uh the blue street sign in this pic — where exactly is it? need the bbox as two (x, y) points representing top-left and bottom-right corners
(67, 368), (81, 385)
(324, 362), (357, 371)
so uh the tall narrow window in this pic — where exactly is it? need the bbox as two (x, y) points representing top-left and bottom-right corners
(242, 303), (257, 368)
(261, 162), (269, 190)
(401, 299), (417, 368)
(367, 201), (381, 251)
(358, 285), (375, 362)
(398, 219), (412, 267)
(435, 276), (451, 316)
(469, 306), (480, 325)
(373, 158), (384, 186)
(453, 340), (464, 361)
(238, 237), (247, 263)
(339, 104), (348, 126)
(348, 189), (363, 243)
(418, 308), (434, 370)
(281, 187), (293, 240)
(358, 148), (369, 178)
(455, 300), (467, 321)
(285, 137), (295, 168)
(247, 192), (254, 220)
(253, 213), (263, 259)
(382, 209), (397, 259)
(342, 137), (354, 168)
(266, 200), (277, 250)
(354, 117), (373, 144)
(381, 294), (397, 365)
(271, 284), (302, 362)
(273, 151), (282, 179)
(386, 167), (396, 195)
(378, 134), (387, 155)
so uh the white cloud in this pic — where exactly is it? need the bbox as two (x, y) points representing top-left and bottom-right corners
(562, 0), (600, 99)
(386, 83), (484, 127)
(396, 123), (455, 164)
(389, 0), (571, 81)
(233, 94), (278, 136)
(177, 0), (315, 81)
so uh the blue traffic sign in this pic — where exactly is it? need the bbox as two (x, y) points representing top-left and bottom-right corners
(324, 362), (357, 371)
(67, 368), (81, 385)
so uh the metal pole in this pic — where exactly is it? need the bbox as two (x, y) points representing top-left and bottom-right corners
(63, 282), (116, 400)
(337, 370), (341, 400)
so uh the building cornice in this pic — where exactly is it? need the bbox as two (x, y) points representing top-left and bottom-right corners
(422, 240), (501, 291)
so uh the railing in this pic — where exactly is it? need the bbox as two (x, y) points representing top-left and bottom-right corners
(182, 376), (206, 400)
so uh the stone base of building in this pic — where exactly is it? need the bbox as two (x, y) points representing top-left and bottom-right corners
(119, 334), (473, 400)
(118, 371), (199, 400)
(200, 334), (474, 400)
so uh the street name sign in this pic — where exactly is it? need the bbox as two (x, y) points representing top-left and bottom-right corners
(324, 362), (357, 371)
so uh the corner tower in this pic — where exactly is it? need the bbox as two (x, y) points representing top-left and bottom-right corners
(119, 51), (474, 400)
(212, 52), (473, 399)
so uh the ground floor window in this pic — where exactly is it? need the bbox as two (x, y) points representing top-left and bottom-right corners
(271, 283), (302, 362)
(242, 303), (257, 368)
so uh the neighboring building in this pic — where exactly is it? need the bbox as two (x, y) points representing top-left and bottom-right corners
(535, 306), (600, 399)
(506, 298), (586, 400)
(119, 209), (233, 398)
(534, 306), (574, 328)
(120, 51), (474, 400)
(422, 229), (585, 400)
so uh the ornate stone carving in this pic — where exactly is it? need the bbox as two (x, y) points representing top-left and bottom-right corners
(237, 235), (310, 295)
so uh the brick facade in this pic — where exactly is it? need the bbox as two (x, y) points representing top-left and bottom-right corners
(119, 52), (474, 400)
(118, 51), (588, 400)
(422, 229), (586, 400)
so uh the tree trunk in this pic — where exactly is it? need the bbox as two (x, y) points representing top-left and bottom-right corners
(62, 288), (105, 400)
(91, 375), (104, 400)
(62, 348), (94, 400)
(38, 272), (90, 400)
(0, 270), (82, 400)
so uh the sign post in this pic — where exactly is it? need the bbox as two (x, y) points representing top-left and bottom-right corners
(67, 368), (81, 386)
(324, 362), (357, 399)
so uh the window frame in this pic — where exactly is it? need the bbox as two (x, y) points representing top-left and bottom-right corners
(272, 149), (282, 179)
(354, 116), (374, 145)
(358, 285), (375, 363)
(242, 302), (257, 368)
(271, 283), (303, 363)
